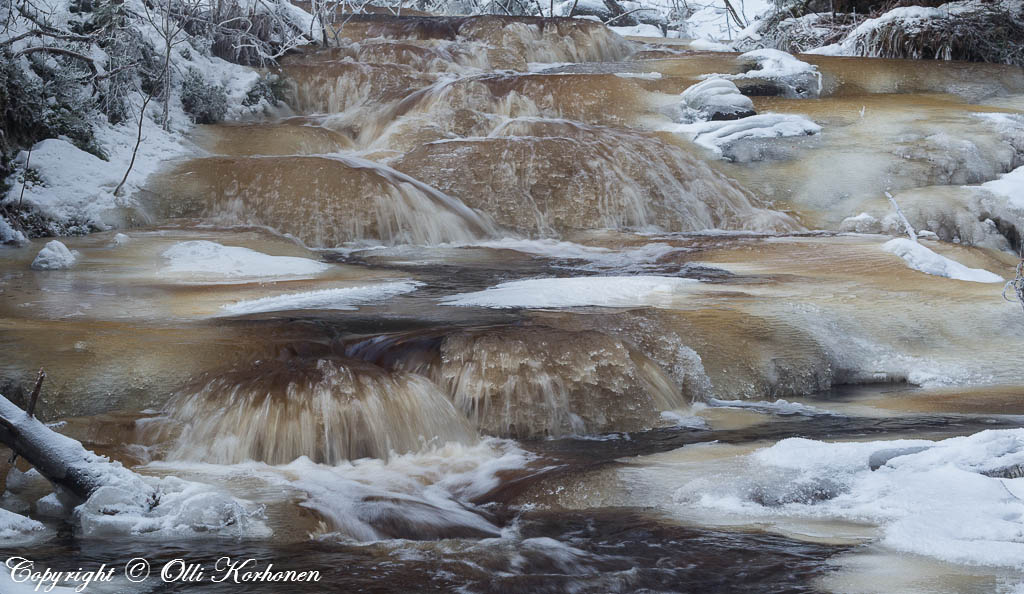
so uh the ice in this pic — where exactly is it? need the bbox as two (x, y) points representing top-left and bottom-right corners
(440, 276), (700, 309)
(76, 476), (271, 538)
(882, 238), (1003, 283)
(112, 233), (131, 246)
(30, 240), (78, 270)
(679, 430), (1024, 569)
(686, 39), (735, 51)
(220, 280), (423, 315)
(0, 507), (44, 540)
(665, 113), (821, 157)
(706, 398), (835, 416)
(162, 240), (331, 281)
(680, 78), (755, 121)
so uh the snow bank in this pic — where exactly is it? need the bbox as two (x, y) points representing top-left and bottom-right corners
(882, 238), (1003, 283)
(30, 240), (78, 270)
(0, 507), (44, 540)
(681, 78), (755, 121)
(440, 276), (699, 309)
(162, 240), (330, 281)
(666, 113), (821, 156)
(220, 281), (422, 315)
(682, 430), (1024, 568)
(683, 0), (775, 42)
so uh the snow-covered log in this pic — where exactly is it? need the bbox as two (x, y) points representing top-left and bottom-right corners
(0, 393), (156, 505)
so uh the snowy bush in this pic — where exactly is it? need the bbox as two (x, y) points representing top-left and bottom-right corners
(180, 69), (228, 124)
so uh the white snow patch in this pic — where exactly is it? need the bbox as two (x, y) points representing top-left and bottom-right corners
(440, 275), (699, 309)
(882, 238), (1003, 283)
(0, 216), (26, 244)
(706, 398), (835, 416)
(220, 281), (422, 315)
(31, 240), (78, 270)
(687, 39), (735, 51)
(162, 240), (331, 281)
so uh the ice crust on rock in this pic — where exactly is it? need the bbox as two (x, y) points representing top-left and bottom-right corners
(666, 113), (821, 158)
(221, 281), (423, 315)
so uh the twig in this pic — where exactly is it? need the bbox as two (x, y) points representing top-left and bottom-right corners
(885, 191), (916, 242)
(9, 369), (45, 465)
(17, 145), (32, 208)
(114, 91), (154, 197)
(604, 7), (659, 25)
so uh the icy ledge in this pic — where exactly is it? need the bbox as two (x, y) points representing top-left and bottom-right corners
(440, 276), (700, 309)
(882, 238), (1003, 283)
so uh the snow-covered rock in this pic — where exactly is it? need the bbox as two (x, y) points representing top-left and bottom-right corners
(725, 49), (823, 98)
(112, 232), (131, 246)
(30, 240), (78, 270)
(666, 113), (821, 160)
(609, 23), (664, 37)
(882, 238), (1003, 283)
(681, 78), (756, 121)
(221, 281), (423, 315)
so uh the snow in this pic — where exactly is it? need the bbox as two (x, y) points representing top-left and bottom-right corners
(680, 78), (755, 121)
(162, 240), (331, 281)
(981, 165), (1024, 210)
(882, 238), (1003, 283)
(220, 281), (423, 315)
(440, 276), (700, 309)
(665, 113), (821, 156)
(683, 0), (775, 42)
(687, 39), (735, 51)
(702, 49), (823, 97)
(0, 216), (26, 244)
(680, 430), (1024, 569)
(30, 240), (78, 270)
(112, 232), (131, 246)
(0, 507), (44, 540)
(609, 24), (664, 37)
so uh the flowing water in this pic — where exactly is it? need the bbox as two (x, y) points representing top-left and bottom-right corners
(3, 14), (1024, 593)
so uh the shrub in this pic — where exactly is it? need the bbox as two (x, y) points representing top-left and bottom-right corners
(180, 69), (228, 124)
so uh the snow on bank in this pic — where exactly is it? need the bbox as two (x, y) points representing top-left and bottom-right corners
(882, 238), (1003, 283)
(665, 113), (821, 156)
(441, 276), (699, 309)
(678, 430), (1024, 569)
(30, 240), (79, 270)
(162, 241), (331, 281)
(220, 281), (423, 315)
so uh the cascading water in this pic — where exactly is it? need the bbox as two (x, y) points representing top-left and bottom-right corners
(4, 12), (1024, 594)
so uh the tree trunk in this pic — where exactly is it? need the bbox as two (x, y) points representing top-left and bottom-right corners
(0, 394), (155, 505)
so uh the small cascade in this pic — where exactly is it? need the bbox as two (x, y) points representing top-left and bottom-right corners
(348, 325), (690, 438)
(193, 121), (354, 156)
(151, 154), (498, 246)
(159, 358), (476, 465)
(394, 118), (802, 235)
(327, 15), (635, 64)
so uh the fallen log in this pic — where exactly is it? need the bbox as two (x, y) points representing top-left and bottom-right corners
(0, 392), (156, 506)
